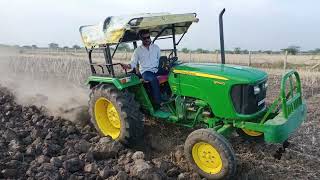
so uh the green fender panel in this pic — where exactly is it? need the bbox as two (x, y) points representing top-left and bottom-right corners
(86, 75), (141, 90)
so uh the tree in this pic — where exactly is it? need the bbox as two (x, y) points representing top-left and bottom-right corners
(242, 49), (249, 54)
(31, 45), (38, 49)
(281, 45), (300, 55)
(22, 45), (32, 49)
(72, 45), (81, 49)
(181, 48), (190, 53)
(48, 43), (59, 49)
(194, 48), (201, 53)
(263, 50), (272, 54)
(202, 49), (210, 53)
(63, 46), (69, 49)
(312, 48), (320, 54)
(194, 48), (210, 53)
(234, 47), (241, 54)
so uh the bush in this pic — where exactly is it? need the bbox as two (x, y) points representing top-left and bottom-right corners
(234, 47), (241, 54)
(281, 46), (300, 55)
(48, 43), (59, 49)
(181, 48), (190, 53)
(195, 48), (210, 54)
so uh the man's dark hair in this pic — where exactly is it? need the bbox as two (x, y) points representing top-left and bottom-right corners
(138, 29), (150, 39)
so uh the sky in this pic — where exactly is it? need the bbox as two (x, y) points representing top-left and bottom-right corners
(0, 0), (319, 51)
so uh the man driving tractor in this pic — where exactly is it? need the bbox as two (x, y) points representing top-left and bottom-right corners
(122, 29), (167, 107)
(81, 12), (307, 179)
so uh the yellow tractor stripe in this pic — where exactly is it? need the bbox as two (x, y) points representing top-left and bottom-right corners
(173, 69), (229, 81)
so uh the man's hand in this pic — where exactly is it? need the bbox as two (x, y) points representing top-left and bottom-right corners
(120, 63), (131, 70)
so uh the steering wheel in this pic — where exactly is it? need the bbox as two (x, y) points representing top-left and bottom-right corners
(168, 56), (178, 67)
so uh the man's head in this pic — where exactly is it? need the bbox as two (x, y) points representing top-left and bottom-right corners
(139, 29), (151, 46)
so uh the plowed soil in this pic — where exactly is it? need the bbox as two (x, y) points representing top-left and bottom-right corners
(0, 52), (319, 179)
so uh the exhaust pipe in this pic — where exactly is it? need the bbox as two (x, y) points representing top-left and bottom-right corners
(219, 8), (226, 64)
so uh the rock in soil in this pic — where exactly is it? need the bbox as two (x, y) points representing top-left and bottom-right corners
(92, 137), (124, 160)
(63, 157), (84, 173)
(130, 159), (152, 178)
(132, 151), (145, 161)
(99, 166), (117, 179)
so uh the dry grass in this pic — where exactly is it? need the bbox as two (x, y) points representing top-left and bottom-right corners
(22, 48), (320, 65)
(6, 54), (90, 86)
(4, 51), (320, 86)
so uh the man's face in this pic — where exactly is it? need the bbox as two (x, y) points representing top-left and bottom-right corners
(141, 33), (151, 46)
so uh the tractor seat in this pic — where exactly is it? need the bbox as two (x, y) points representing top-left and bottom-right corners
(157, 75), (168, 84)
(140, 75), (168, 84)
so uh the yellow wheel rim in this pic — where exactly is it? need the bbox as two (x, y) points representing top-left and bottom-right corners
(192, 142), (223, 174)
(94, 97), (121, 139)
(242, 129), (263, 136)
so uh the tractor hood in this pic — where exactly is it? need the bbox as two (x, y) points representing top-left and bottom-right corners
(173, 63), (267, 83)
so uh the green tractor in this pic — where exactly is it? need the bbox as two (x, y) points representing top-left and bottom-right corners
(79, 10), (307, 179)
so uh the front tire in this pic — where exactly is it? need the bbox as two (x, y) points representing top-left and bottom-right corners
(184, 129), (236, 180)
(236, 128), (264, 142)
(88, 84), (144, 147)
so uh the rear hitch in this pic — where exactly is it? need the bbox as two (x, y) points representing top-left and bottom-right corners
(273, 140), (290, 160)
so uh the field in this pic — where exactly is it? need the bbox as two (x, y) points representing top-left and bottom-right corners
(0, 48), (320, 179)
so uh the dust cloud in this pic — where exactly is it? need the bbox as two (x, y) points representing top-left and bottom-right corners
(0, 48), (90, 122)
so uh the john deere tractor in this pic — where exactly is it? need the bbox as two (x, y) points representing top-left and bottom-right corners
(79, 10), (306, 179)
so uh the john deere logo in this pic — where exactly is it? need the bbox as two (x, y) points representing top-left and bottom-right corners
(171, 86), (177, 91)
(214, 81), (225, 85)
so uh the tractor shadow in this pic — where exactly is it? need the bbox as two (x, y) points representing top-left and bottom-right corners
(142, 117), (193, 160)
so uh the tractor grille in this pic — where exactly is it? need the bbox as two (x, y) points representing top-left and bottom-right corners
(231, 81), (267, 115)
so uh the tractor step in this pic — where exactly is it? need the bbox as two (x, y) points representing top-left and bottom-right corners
(152, 110), (171, 119)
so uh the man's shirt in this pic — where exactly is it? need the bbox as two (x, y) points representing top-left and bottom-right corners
(130, 43), (160, 74)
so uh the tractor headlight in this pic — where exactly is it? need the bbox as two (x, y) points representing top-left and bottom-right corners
(264, 83), (268, 89)
(254, 86), (260, 95)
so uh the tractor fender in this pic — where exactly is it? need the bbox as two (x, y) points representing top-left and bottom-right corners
(86, 75), (141, 90)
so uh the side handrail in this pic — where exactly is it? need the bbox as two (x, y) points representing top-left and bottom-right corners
(280, 70), (302, 118)
(90, 63), (127, 76)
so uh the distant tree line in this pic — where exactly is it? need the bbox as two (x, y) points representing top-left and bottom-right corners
(180, 45), (320, 55)
(5, 43), (320, 55)
(181, 47), (250, 54)
(46, 43), (134, 52)
(48, 43), (82, 50)
(181, 48), (212, 54)
(17, 43), (83, 50)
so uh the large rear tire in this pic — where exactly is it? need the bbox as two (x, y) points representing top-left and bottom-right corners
(88, 84), (144, 147)
(184, 129), (236, 180)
